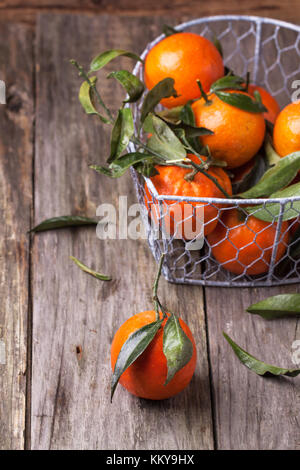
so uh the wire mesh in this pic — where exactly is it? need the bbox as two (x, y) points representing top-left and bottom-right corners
(128, 15), (300, 287)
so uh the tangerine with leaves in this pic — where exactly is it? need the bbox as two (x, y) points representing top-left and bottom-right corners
(144, 32), (224, 108)
(207, 209), (289, 275)
(192, 91), (266, 168)
(110, 255), (196, 401)
(111, 310), (197, 400)
(144, 154), (232, 238)
(273, 101), (300, 157)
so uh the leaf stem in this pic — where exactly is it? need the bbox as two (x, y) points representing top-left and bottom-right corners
(70, 59), (114, 123)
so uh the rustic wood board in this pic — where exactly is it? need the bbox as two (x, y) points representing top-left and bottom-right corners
(31, 13), (214, 450)
(0, 23), (33, 449)
(203, 14), (300, 450)
(2, 1), (300, 27)
(205, 284), (300, 450)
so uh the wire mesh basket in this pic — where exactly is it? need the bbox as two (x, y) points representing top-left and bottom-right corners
(128, 15), (300, 287)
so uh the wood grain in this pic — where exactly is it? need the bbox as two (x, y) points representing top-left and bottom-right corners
(0, 1), (300, 26)
(203, 15), (300, 450)
(0, 23), (33, 449)
(31, 13), (213, 450)
(205, 284), (300, 449)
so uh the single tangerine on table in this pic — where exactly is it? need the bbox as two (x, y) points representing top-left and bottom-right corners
(247, 84), (280, 124)
(273, 100), (300, 157)
(111, 310), (197, 400)
(144, 32), (224, 108)
(207, 209), (289, 275)
(144, 154), (232, 239)
(192, 91), (266, 169)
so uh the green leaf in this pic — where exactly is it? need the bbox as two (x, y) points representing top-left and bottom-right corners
(163, 314), (194, 385)
(134, 161), (159, 177)
(156, 106), (183, 125)
(215, 91), (267, 113)
(141, 78), (178, 124)
(143, 114), (186, 162)
(30, 216), (98, 233)
(210, 74), (244, 93)
(111, 319), (163, 401)
(223, 332), (300, 377)
(90, 49), (143, 72)
(247, 294), (300, 319)
(155, 103), (212, 154)
(79, 77), (111, 123)
(163, 24), (179, 37)
(108, 108), (134, 163)
(240, 151), (300, 198)
(91, 152), (155, 178)
(156, 103), (198, 128)
(157, 103), (213, 140)
(253, 89), (263, 106)
(245, 182), (300, 222)
(107, 70), (144, 103)
(232, 153), (268, 194)
(175, 123), (213, 140)
(70, 256), (111, 281)
(180, 102), (195, 126)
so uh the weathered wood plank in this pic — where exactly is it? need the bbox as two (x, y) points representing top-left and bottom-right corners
(1, 1), (300, 27)
(0, 23), (33, 449)
(31, 13), (213, 450)
(205, 284), (300, 450)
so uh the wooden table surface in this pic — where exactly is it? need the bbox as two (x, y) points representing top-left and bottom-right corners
(0, 1), (300, 450)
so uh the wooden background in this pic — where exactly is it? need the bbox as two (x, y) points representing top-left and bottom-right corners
(0, 0), (300, 450)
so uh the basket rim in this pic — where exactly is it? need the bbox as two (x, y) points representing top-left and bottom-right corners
(129, 15), (300, 206)
(135, 15), (300, 61)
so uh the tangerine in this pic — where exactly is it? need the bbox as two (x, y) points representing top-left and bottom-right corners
(192, 91), (266, 168)
(273, 100), (300, 157)
(111, 311), (197, 400)
(144, 154), (232, 238)
(207, 209), (289, 275)
(144, 32), (224, 108)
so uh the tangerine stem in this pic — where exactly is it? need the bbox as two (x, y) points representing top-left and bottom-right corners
(153, 253), (165, 321)
(245, 71), (250, 92)
(196, 79), (212, 105)
(184, 168), (198, 182)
